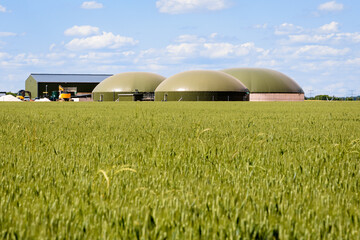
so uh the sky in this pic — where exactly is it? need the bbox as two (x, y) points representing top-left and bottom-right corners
(0, 0), (359, 97)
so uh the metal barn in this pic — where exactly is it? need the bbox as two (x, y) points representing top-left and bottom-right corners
(25, 73), (112, 99)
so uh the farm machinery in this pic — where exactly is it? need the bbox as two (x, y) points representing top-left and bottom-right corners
(58, 85), (71, 101)
(49, 85), (72, 101)
(16, 90), (32, 101)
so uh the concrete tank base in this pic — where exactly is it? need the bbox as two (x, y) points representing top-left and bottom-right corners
(250, 93), (304, 101)
(155, 91), (249, 101)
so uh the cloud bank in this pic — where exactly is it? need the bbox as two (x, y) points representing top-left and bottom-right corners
(65, 32), (138, 51)
(318, 1), (344, 12)
(64, 25), (100, 36)
(81, 1), (103, 9)
(156, 0), (229, 14)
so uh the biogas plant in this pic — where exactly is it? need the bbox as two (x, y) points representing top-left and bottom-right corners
(22, 68), (304, 102)
(92, 68), (304, 101)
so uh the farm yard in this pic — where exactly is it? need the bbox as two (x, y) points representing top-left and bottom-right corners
(0, 102), (359, 239)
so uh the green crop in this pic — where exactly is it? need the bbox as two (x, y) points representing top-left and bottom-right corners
(0, 102), (359, 239)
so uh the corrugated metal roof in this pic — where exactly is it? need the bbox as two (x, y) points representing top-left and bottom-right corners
(31, 73), (113, 83)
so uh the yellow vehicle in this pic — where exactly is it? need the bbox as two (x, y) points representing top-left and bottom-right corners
(58, 85), (71, 101)
(59, 93), (71, 101)
(16, 90), (32, 101)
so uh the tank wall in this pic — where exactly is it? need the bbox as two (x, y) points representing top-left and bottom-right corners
(93, 92), (157, 101)
(93, 92), (135, 101)
(250, 93), (304, 101)
(155, 91), (249, 101)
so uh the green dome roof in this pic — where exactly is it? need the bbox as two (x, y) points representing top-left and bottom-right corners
(155, 70), (249, 92)
(93, 72), (165, 93)
(221, 68), (304, 93)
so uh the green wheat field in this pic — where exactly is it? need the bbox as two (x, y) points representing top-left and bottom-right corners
(1, 102), (359, 239)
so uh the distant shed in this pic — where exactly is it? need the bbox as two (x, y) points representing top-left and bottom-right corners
(25, 73), (112, 98)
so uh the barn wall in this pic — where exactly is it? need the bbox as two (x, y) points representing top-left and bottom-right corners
(25, 76), (38, 98)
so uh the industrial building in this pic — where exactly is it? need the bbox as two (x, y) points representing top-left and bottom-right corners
(154, 70), (249, 101)
(25, 73), (112, 99)
(221, 68), (304, 101)
(92, 72), (165, 101)
(24, 68), (304, 102)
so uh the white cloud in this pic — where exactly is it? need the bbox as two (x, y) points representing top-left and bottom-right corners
(122, 51), (136, 57)
(46, 52), (76, 60)
(254, 23), (268, 29)
(287, 32), (360, 44)
(202, 43), (234, 58)
(318, 1), (343, 12)
(49, 43), (56, 51)
(175, 34), (206, 43)
(0, 52), (80, 69)
(294, 45), (349, 57)
(65, 32), (138, 51)
(0, 52), (11, 59)
(161, 33), (267, 60)
(138, 48), (159, 58)
(64, 25), (100, 36)
(137, 64), (166, 71)
(175, 33), (219, 43)
(79, 52), (135, 61)
(264, 44), (351, 69)
(203, 42), (264, 58)
(319, 21), (339, 33)
(0, 4), (6, 12)
(81, 1), (103, 9)
(156, 0), (229, 14)
(275, 23), (303, 35)
(0, 32), (16, 37)
(346, 58), (360, 66)
(274, 22), (360, 44)
(166, 43), (198, 57)
(255, 60), (279, 68)
(288, 34), (334, 43)
(210, 33), (218, 38)
(166, 37), (265, 59)
(334, 33), (360, 43)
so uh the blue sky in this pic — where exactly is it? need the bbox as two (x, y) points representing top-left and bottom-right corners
(0, 0), (359, 97)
